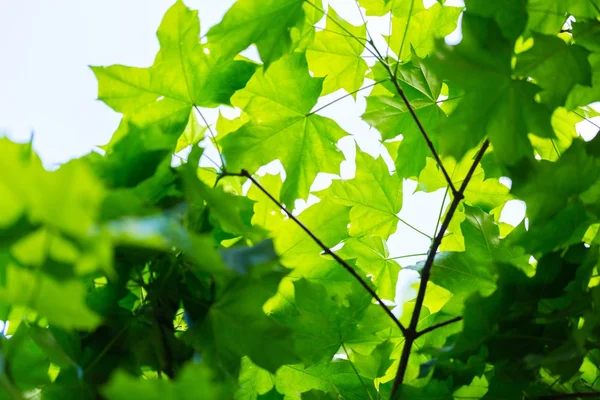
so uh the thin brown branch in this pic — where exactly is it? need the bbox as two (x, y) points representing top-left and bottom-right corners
(378, 61), (459, 195)
(538, 393), (600, 399)
(416, 316), (463, 338)
(235, 169), (408, 336)
(390, 140), (490, 398)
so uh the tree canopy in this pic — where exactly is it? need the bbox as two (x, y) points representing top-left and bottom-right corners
(1, 0), (600, 399)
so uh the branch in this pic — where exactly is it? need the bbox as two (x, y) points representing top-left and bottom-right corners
(416, 316), (462, 338)
(236, 169), (408, 336)
(378, 61), (458, 195)
(538, 393), (600, 400)
(390, 140), (490, 398)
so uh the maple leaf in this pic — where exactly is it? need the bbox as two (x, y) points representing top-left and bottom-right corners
(92, 1), (257, 135)
(221, 53), (348, 205)
(306, 7), (368, 96)
(428, 13), (555, 164)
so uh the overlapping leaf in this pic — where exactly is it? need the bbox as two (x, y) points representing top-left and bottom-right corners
(221, 54), (348, 205)
(428, 14), (555, 165)
(306, 7), (368, 96)
(363, 54), (445, 178)
(330, 148), (402, 239)
(93, 1), (256, 135)
(206, 0), (320, 67)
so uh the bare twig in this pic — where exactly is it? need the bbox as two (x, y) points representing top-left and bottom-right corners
(390, 140), (490, 398)
(232, 169), (408, 336)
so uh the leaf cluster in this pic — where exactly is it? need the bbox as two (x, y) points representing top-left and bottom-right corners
(1, 0), (600, 399)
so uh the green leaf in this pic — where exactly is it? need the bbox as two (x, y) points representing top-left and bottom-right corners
(235, 357), (275, 400)
(175, 113), (207, 153)
(247, 174), (286, 232)
(362, 54), (445, 178)
(385, 1), (462, 60)
(221, 53), (348, 205)
(411, 205), (528, 315)
(180, 156), (267, 243)
(509, 140), (600, 224)
(206, 0), (312, 67)
(0, 138), (105, 239)
(3, 324), (51, 391)
(464, 0), (527, 40)
(417, 152), (509, 212)
(105, 214), (228, 275)
(306, 7), (368, 96)
(447, 247), (595, 383)
(515, 34), (591, 109)
(92, 1), (256, 133)
(274, 197), (350, 269)
(102, 363), (235, 400)
(526, 0), (600, 35)
(330, 148), (402, 239)
(186, 271), (298, 373)
(566, 20), (600, 108)
(273, 278), (373, 365)
(428, 14), (555, 164)
(337, 236), (400, 300)
(0, 265), (101, 330)
(530, 107), (583, 162)
(219, 240), (277, 274)
(350, 339), (395, 380)
(363, 55), (443, 140)
(275, 361), (376, 400)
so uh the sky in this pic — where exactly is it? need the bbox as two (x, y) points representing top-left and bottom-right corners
(2, 0), (596, 306)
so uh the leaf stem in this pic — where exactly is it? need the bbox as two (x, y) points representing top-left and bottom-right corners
(234, 169), (408, 336)
(309, 79), (389, 116)
(304, 0), (383, 62)
(393, 0), (414, 76)
(387, 252), (428, 260)
(390, 140), (489, 398)
(84, 323), (130, 375)
(193, 105), (225, 168)
(433, 186), (450, 238)
(342, 343), (374, 400)
(397, 217), (433, 240)
(354, 0), (373, 43)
